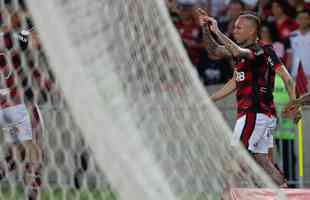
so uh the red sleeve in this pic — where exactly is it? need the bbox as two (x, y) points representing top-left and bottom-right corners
(273, 63), (282, 71)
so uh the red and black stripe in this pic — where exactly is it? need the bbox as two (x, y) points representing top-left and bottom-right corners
(240, 113), (256, 148)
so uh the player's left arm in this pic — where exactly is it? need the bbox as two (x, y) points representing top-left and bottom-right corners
(212, 30), (253, 59)
(276, 66), (303, 123)
(260, 44), (295, 100)
(276, 65), (296, 101)
(272, 50), (302, 123)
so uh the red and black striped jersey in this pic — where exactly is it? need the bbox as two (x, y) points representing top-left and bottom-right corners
(0, 51), (53, 108)
(0, 28), (54, 108)
(234, 44), (282, 118)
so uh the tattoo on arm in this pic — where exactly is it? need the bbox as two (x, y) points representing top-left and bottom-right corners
(214, 30), (252, 58)
(202, 25), (231, 59)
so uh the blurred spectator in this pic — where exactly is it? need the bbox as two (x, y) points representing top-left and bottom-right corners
(166, 0), (181, 24)
(306, 0), (310, 10)
(175, 3), (204, 66)
(4, 0), (14, 13)
(255, 0), (273, 21)
(10, 12), (22, 31)
(270, 0), (299, 40)
(242, 0), (259, 10)
(196, 50), (233, 85)
(166, 1), (233, 85)
(177, 0), (231, 17)
(260, 23), (286, 60)
(269, 0), (299, 72)
(288, 0), (305, 13)
(287, 9), (310, 86)
(207, 0), (228, 17)
(18, 0), (28, 11)
(218, 0), (246, 37)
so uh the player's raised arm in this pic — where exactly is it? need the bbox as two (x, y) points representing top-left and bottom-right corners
(202, 15), (255, 59)
(196, 8), (232, 59)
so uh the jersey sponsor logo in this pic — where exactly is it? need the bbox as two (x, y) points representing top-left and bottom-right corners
(260, 87), (267, 93)
(267, 56), (274, 67)
(235, 71), (245, 82)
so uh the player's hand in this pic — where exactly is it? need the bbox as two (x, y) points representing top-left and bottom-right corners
(195, 8), (220, 34)
(195, 8), (210, 27)
(282, 98), (303, 117)
(205, 16), (220, 34)
(166, 0), (178, 13)
(282, 99), (303, 123)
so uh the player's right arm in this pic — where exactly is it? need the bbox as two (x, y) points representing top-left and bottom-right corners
(201, 24), (232, 59)
(196, 8), (232, 59)
(196, 10), (253, 59)
(208, 19), (253, 59)
(210, 75), (236, 102)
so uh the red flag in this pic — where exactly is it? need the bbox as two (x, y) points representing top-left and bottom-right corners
(295, 62), (308, 97)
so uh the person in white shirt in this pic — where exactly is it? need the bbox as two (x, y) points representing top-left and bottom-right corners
(287, 9), (310, 80)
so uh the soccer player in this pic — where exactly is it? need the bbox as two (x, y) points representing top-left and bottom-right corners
(0, 29), (53, 200)
(196, 8), (299, 187)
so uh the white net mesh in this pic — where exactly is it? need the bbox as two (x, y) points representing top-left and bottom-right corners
(0, 0), (288, 199)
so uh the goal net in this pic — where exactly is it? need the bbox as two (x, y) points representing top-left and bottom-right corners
(0, 0), (287, 199)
